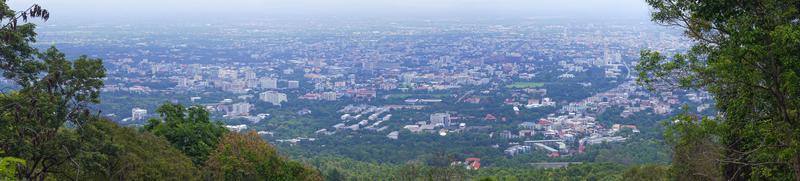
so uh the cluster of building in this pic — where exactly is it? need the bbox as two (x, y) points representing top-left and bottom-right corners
(498, 78), (709, 157)
(317, 104), (425, 137)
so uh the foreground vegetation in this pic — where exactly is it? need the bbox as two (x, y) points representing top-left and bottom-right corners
(638, 0), (800, 180)
(308, 155), (670, 181)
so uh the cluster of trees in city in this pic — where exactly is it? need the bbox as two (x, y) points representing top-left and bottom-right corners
(283, 131), (502, 164)
(0, 2), (320, 180)
(536, 67), (626, 102)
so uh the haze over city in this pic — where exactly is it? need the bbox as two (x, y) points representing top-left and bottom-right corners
(10, 0), (652, 23)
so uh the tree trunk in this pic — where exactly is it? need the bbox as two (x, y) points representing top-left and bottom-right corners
(793, 155), (800, 181)
(724, 136), (750, 181)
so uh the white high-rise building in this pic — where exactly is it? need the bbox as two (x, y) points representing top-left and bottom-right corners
(430, 113), (451, 127)
(259, 77), (278, 89)
(244, 70), (257, 80)
(217, 69), (238, 79)
(260, 91), (287, 106)
(287, 80), (300, 89)
(321, 92), (338, 101)
(131, 108), (147, 121)
(229, 102), (252, 116)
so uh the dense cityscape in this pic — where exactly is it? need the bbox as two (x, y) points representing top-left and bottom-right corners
(14, 19), (713, 169)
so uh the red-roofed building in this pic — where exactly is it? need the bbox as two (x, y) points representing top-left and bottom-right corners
(299, 93), (321, 100)
(464, 97), (481, 104)
(504, 98), (515, 105)
(538, 119), (551, 125)
(612, 124), (640, 133)
(465, 158), (481, 170)
(484, 114), (497, 121)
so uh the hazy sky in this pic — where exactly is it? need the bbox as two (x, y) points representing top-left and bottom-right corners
(9, 0), (652, 22)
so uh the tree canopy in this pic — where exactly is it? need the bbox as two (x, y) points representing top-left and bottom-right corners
(55, 118), (200, 180)
(638, 0), (800, 180)
(144, 103), (229, 165)
(0, 2), (105, 179)
(204, 132), (322, 180)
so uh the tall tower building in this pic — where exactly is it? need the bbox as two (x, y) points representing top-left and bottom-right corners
(259, 77), (278, 89)
(430, 113), (451, 127)
(259, 91), (288, 106)
(288, 80), (300, 89)
(131, 108), (148, 121)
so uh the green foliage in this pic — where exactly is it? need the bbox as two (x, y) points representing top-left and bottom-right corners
(309, 155), (399, 180)
(313, 156), (468, 181)
(586, 138), (671, 166)
(472, 163), (626, 181)
(0, 4), (105, 179)
(55, 118), (200, 180)
(144, 102), (228, 165)
(0, 152), (24, 181)
(324, 168), (345, 181)
(474, 177), (497, 181)
(504, 82), (545, 89)
(621, 164), (670, 181)
(639, 0), (800, 179)
(204, 132), (322, 180)
(285, 131), (504, 165)
(310, 155), (637, 181)
(597, 106), (668, 139)
(0, 30), (105, 181)
(661, 114), (722, 181)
